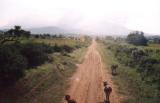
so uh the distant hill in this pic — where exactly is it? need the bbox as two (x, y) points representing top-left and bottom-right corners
(28, 25), (131, 36)
(146, 35), (160, 39)
(0, 30), (4, 33)
(80, 22), (132, 36)
(28, 26), (68, 34)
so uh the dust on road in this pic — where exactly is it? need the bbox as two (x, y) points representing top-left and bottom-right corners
(64, 40), (122, 103)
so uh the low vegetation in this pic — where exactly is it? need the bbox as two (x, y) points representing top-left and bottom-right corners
(98, 37), (160, 103)
(0, 26), (91, 103)
(0, 42), (78, 87)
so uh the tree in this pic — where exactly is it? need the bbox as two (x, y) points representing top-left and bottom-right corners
(13, 26), (31, 37)
(14, 25), (21, 37)
(0, 26), (31, 44)
(127, 31), (148, 46)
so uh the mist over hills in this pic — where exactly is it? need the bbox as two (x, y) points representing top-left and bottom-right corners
(81, 22), (131, 36)
(26, 22), (131, 36)
(28, 26), (67, 34)
(1, 25), (159, 39)
(0, 30), (3, 33)
(3, 21), (159, 36)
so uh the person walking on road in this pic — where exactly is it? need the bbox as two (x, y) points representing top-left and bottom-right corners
(104, 81), (112, 103)
(65, 95), (77, 103)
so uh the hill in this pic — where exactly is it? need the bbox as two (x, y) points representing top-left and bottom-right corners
(0, 30), (4, 33)
(28, 26), (67, 34)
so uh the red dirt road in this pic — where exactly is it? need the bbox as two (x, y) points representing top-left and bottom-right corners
(64, 40), (122, 103)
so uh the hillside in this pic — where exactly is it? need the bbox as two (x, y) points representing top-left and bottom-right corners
(0, 30), (3, 33)
(25, 22), (131, 35)
(28, 26), (67, 34)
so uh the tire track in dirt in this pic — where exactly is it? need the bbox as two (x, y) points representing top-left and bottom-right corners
(64, 40), (123, 103)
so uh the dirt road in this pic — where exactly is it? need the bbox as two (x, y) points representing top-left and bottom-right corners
(64, 40), (122, 103)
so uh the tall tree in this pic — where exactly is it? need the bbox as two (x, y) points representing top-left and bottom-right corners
(127, 31), (148, 46)
(14, 25), (21, 37)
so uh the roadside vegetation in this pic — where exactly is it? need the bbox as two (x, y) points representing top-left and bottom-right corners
(97, 31), (160, 103)
(0, 26), (91, 103)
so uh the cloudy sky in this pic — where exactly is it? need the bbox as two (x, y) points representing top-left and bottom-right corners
(0, 0), (160, 34)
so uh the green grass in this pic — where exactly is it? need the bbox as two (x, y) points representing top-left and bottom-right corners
(0, 38), (90, 103)
(70, 47), (88, 63)
(97, 42), (160, 103)
(19, 37), (90, 47)
(148, 43), (160, 48)
(32, 38), (85, 46)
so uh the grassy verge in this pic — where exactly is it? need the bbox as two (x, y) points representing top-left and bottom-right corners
(97, 42), (159, 103)
(70, 47), (88, 63)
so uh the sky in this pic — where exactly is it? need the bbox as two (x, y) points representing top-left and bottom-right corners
(0, 0), (160, 34)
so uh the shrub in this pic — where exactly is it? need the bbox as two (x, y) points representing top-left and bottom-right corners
(0, 40), (75, 87)
(106, 42), (160, 92)
(21, 43), (49, 68)
(53, 44), (74, 53)
(40, 44), (54, 54)
(61, 45), (74, 53)
(0, 45), (27, 86)
(54, 44), (62, 52)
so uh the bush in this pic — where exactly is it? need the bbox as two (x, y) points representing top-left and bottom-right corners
(53, 44), (62, 52)
(0, 41), (75, 86)
(0, 45), (27, 87)
(104, 41), (160, 102)
(42, 44), (54, 53)
(53, 44), (74, 53)
(106, 42), (160, 89)
(61, 45), (74, 53)
(21, 43), (49, 67)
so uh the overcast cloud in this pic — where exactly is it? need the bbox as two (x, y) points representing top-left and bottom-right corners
(0, 0), (160, 34)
